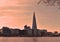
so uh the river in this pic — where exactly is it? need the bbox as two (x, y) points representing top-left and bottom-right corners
(0, 37), (60, 42)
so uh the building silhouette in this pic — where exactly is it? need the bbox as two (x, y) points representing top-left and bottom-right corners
(32, 12), (37, 29)
(32, 12), (38, 36)
(0, 12), (60, 37)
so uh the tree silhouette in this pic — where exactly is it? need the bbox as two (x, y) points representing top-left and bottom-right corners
(37, 0), (60, 9)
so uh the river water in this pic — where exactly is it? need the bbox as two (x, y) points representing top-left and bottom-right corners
(0, 37), (60, 42)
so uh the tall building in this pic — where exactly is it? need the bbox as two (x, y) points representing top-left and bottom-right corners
(32, 12), (38, 36)
(32, 12), (37, 29)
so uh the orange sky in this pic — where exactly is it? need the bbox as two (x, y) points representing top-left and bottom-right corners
(0, 0), (60, 32)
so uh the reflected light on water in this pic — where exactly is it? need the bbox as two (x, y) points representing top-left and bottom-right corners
(0, 37), (60, 42)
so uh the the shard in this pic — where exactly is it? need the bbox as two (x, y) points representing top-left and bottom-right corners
(32, 12), (37, 29)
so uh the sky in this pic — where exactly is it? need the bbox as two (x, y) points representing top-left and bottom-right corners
(0, 0), (60, 32)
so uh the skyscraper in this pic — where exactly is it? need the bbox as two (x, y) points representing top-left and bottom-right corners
(32, 12), (37, 36)
(32, 12), (37, 29)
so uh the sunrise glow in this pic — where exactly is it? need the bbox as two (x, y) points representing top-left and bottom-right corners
(0, 0), (60, 32)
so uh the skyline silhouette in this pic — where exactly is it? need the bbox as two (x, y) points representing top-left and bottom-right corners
(0, 12), (59, 37)
(0, 12), (59, 33)
(0, 0), (60, 32)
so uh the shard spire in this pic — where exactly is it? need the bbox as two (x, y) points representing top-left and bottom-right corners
(32, 12), (37, 29)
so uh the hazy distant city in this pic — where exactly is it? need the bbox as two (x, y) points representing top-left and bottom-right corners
(0, 12), (60, 37)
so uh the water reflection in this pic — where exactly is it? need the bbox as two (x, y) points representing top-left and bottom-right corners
(0, 37), (60, 42)
(24, 37), (37, 42)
